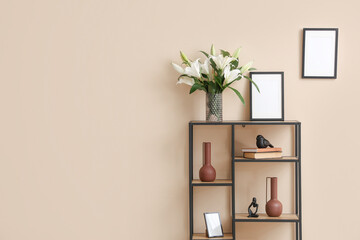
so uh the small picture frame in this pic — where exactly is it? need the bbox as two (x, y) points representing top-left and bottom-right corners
(203, 212), (224, 238)
(250, 72), (284, 121)
(302, 28), (338, 79)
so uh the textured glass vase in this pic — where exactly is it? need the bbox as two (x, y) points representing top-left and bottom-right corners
(206, 93), (222, 122)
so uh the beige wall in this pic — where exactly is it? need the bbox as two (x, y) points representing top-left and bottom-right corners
(1, 0), (359, 239)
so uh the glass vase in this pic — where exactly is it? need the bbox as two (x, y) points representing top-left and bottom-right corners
(206, 93), (222, 122)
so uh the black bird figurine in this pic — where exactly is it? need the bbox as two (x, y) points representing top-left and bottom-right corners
(247, 197), (259, 218)
(256, 135), (274, 148)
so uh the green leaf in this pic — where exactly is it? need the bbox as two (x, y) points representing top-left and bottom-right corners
(244, 76), (260, 93)
(189, 84), (198, 94)
(248, 67), (257, 71)
(207, 81), (216, 93)
(209, 58), (217, 69)
(229, 87), (245, 105)
(223, 76), (242, 89)
(193, 78), (201, 84)
(202, 81), (209, 92)
(189, 83), (206, 94)
(230, 60), (239, 69)
(220, 49), (230, 57)
(201, 73), (209, 79)
(177, 74), (188, 81)
(209, 58), (221, 76)
(200, 51), (209, 58)
(209, 80), (220, 93)
(213, 75), (224, 89)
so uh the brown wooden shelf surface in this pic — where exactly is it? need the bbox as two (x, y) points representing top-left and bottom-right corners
(193, 233), (233, 239)
(190, 120), (299, 124)
(192, 179), (232, 185)
(235, 213), (299, 222)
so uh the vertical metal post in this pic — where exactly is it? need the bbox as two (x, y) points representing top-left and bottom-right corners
(189, 123), (193, 240)
(295, 125), (298, 157)
(295, 124), (299, 240)
(298, 123), (302, 240)
(231, 124), (235, 240)
(295, 124), (299, 214)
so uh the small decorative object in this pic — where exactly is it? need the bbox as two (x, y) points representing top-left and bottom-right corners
(172, 44), (260, 122)
(265, 177), (283, 217)
(247, 197), (259, 218)
(249, 72), (284, 121)
(199, 142), (216, 182)
(256, 135), (274, 148)
(302, 28), (338, 79)
(204, 212), (224, 238)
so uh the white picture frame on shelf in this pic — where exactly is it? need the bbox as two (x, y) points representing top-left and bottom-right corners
(250, 72), (284, 121)
(302, 28), (338, 79)
(203, 212), (224, 238)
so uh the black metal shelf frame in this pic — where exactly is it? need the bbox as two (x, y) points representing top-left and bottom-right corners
(189, 121), (302, 240)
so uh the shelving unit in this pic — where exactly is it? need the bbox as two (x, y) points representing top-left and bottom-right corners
(189, 120), (302, 240)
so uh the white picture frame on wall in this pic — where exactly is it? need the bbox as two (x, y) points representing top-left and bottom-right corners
(250, 72), (284, 121)
(302, 28), (338, 79)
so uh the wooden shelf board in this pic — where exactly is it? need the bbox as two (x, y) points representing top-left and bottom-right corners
(235, 213), (299, 222)
(234, 156), (298, 162)
(192, 179), (232, 185)
(193, 233), (233, 239)
(190, 120), (300, 125)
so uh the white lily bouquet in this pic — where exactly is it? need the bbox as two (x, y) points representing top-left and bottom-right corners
(172, 44), (260, 121)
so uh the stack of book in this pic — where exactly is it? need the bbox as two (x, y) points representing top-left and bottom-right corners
(242, 147), (282, 159)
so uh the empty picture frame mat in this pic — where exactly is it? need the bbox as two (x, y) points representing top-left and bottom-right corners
(203, 212), (224, 238)
(302, 28), (338, 78)
(250, 72), (284, 121)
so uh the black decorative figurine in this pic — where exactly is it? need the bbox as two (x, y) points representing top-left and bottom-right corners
(247, 197), (259, 218)
(256, 135), (274, 148)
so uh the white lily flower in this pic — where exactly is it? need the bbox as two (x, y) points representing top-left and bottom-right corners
(172, 63), (185, 74)
(211, 55), (235, 70)
(200, 58), (210, 75)
(224, 65), (241, 85)
(240, 61), (253, 74)
(184, 59), (201, 78)
(177, 76), (195, 86)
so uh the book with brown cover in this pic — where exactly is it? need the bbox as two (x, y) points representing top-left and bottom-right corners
(242, 147), (282, 153)
(243, 152), (282, 159)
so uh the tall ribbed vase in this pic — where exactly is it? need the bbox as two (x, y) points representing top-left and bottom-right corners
(206, 93), (222, 122)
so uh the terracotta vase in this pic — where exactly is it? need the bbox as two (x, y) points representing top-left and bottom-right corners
(265, 177), (283, 217)
(199, 142), (216, 182)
